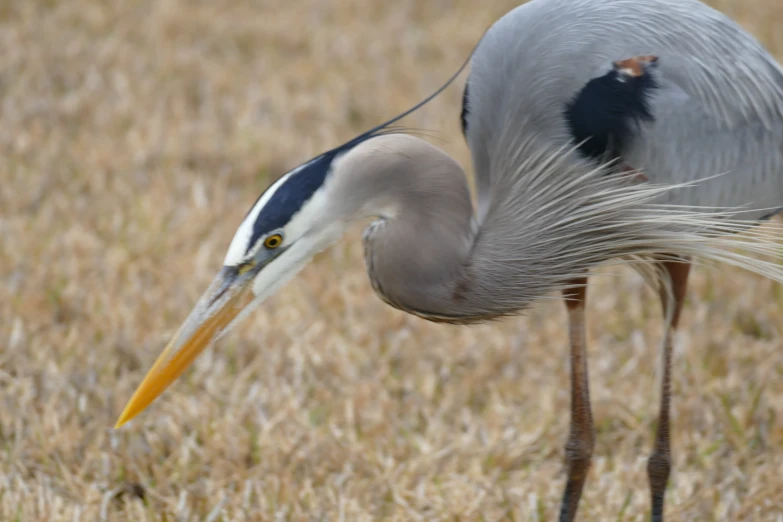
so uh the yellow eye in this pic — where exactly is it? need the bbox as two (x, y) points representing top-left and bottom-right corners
(264, 234), (283, 249)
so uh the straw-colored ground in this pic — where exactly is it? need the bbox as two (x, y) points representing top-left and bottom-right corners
(3, 0), (783, 520)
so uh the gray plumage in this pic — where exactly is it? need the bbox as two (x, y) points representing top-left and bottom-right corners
(119, 1), (783, 520)
(469, 0), (783, 218)
(345, 0), (783, 322)
(340, 134), (779, 322)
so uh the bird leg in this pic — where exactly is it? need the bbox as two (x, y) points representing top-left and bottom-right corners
(648, 259), (690, 522)
(558, 277), (594, 522)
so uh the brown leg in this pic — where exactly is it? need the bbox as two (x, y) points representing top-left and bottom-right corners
(648, 259), (690, 522)
(558, 277), (594, 522)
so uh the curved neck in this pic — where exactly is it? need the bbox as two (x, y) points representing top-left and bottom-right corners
(329, 134), (480, 322)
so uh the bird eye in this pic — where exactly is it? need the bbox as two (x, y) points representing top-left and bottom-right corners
(264, 234), (283, 249)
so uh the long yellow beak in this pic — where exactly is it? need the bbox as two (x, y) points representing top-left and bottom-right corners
(115, 273), (254, 428)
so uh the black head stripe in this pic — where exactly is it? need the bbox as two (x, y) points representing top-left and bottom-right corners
(246, 114), (428, 255)
(247, 149), (337, 254)
(242, 42), (481, 256)
(245, 129), (390, 254)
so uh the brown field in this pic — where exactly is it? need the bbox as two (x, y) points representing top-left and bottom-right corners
(3, 0), (783, 520)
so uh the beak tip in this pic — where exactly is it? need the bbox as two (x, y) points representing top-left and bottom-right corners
(114, 404), (137, 429)
(115, 272), (254, 429)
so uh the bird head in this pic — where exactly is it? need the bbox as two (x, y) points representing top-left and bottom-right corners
(115, 147), (355, 427)
(113, 43), (475, 427)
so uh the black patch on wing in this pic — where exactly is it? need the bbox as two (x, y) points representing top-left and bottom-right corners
(460, 80), (470, 137)
(565, 64), (658, 160)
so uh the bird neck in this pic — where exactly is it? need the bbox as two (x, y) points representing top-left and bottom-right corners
(331, 134), (483, 323)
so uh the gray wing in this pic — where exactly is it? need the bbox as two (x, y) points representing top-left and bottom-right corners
(627, 54), (783, 218)
(465, 0), (783, 222)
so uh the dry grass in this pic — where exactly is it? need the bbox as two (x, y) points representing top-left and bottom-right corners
(3, 0), (783, 520)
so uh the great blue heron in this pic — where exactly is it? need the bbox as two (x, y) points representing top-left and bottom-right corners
(116, 0), (783, 520)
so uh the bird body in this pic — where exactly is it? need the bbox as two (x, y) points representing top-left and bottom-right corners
(117, 1), (783, 520)
(467, 0), (783, 220)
